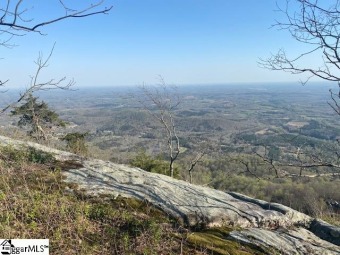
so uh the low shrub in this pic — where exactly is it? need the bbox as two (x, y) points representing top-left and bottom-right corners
(130, 150), (179, 177)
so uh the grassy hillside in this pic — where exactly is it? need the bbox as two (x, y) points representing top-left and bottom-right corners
(0, 145), (267, 255)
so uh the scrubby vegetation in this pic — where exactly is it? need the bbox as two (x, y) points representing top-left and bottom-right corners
(61, 132), (89, 156)
(130, 149), (179, 177)
(0, 145), (267, 255)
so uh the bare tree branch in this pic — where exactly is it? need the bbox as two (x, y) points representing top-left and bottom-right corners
(253, 144), (340, 178)
(188, 151), (206, 184)
(260, 0), (340, 114)
(0, 1), (112, 116)
(0, 43), (74, 114)
(135, 77), (181, 177)
(0, 1), (112, 43)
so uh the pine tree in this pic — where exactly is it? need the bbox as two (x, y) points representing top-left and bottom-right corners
(11, 94), (65, 140)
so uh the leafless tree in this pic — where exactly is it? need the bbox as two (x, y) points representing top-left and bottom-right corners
(259, 0), (340, 114)
(187, 151), (206, 184)
(0, 1), (112, 112)
(185, 138), (216, 184)
(8, 44), (72, 143)
(135, 78), (209, 180)
(136, 78), (181, 178)
(257, 0), (340, 177)
(252, 144), (340, 178)
(1, 44), (73, 114)
(232, 133), (340, 178)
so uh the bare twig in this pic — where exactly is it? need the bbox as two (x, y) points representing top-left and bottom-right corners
(259, 0), (340, 114)
(0, 44), (74, 114)
(188, 151), (206, 184)
(135, 77), (181, 177)
(0, 1), (112, 47)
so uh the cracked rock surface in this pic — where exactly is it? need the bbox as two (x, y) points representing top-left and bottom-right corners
(0, 135), (339, 255)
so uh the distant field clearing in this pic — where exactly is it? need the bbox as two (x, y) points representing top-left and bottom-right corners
(286, 121), (309, 128)
(255, 128), (274, 135)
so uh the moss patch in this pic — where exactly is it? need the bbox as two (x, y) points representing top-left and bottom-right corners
(187, 228), (267, 255)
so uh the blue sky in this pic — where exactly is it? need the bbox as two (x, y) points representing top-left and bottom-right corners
(2, 0), (313, 87)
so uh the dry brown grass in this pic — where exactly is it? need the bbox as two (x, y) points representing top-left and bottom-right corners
(0, 145), (266, 255)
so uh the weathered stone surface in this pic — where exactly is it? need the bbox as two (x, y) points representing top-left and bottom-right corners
(228, 192), (312, 227)
(310, 219), (340, 246)
(229, 228), (340, 255)
(64, 158), (298, 228)
(0, 135), (339, 255)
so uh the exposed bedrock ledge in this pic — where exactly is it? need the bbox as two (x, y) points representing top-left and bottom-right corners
(310, 219), (340, 246)
(227, 192), (312, 227)
(0, 135), (339, 254)
(229, 227), (340, 255)
(62, 159), (312, 229)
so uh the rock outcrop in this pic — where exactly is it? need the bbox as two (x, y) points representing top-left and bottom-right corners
(0, 135), (339, 255)
(229, 228), (340, 255)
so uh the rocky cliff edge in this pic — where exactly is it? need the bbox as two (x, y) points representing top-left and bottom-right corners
(0, 135), (339, 255)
